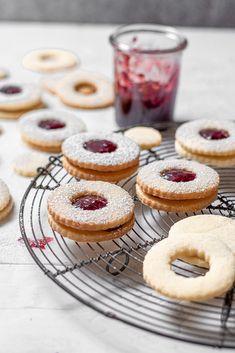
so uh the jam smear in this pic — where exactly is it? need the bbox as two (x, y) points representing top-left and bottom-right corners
(0, 85), (22, 94)
(83, 139), (117, 153)
(18, 236), (53, 249)
(162, 168), (196, 182)
(199, 128), (230, 140)
(72, 195), (107, 210)
(38, 119), (66, 130)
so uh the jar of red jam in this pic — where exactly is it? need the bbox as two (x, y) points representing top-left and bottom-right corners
(110, 24), (187, 127)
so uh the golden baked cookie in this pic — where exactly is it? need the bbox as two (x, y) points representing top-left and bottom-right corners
(124, 126), (162, 149)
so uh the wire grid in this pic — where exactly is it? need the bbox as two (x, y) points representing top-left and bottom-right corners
(19, 122), (235, 348)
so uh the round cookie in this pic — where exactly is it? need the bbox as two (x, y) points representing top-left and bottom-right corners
(62, 132), (140, 172)
(63, 156), (138, 182)
(13, 151), (49, 177)
(0, 81), (41, 111)
(47, 180), (135, 231)
(23, 49), (78, 73)
(176, 119), (235, 157)
(143, 234), (235, 301)
(124, 127), (162, 150)
(48, 214), (134, 242)
(136, 184), (217, 213)
(137, 159), (219, 200)
(19, 109), (86, 152)
(169, 215), (235, 267)
(56, 71), (114, 109)
(175, 140), (235, 168)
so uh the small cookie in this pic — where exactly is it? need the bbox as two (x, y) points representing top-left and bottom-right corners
(48, 180), (134, 231)
(137, 159), (219, 200)
(169, 215), (235, 267)
(62, 132), (140, 171)
(176, 119), (235, 157)
(63, 156), (138, 182)
(124, 127), (162, 149)
(13, 151), (49, 177)
(0, 102), (44, 120)
(136, 184), (217, 213)
(175, 140), (235, 167)
(56, 71), (114, 109)
(0, 81), (42, 111)
(48, 214), (134, 242)
(0, 68), (9, 80)
(19, 109), (86, 152)
(143, 234), (235, 301)
(23, 49), (78, 73)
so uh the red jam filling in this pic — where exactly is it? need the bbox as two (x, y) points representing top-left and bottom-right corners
(83, 139), (117, 153)
(0, 85), (22, 94)
(38, 119), (66, 130)
(72, 195), (108, 210)
(161, 168), (196, 182)
(199, 128), (229, 140)
(18, 236), (53, 249)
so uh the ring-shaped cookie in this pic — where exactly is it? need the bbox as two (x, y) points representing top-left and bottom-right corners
(0, 81), (41, 111)
(56, 71), (114, 109)
(143, 234), (235, 301)
(47, 180), (134, 231)
(62, 132), (140, 172)
(23, 49), (78, 73)
(176, 119), (235, 157)
(19, 109), (86, 150)
(137, 159), (219, 200)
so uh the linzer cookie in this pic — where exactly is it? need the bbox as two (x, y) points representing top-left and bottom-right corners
(62, 132), (140, 182)
(175, 119), (235, 166)
(23, 49), (78, 73)
(143, 234), (235, 301)
(19, 109), (86, 152)
(56, 71), (114, 109)
(48, 180), (135, 242)
(0, 179), (13, 221)
(136, 159), (219, 212)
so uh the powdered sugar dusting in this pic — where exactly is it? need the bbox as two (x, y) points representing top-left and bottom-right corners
(176, 119), (235, 155)
(48, 180), (134, 226)
(138, 159), (219, 194)
(19, 109), (86, 143)
(0, 80), (41, 106)
(62, 132), (140, 166)
(0, 179), (10, 211)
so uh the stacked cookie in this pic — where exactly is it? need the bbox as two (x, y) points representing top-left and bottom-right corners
(0, 80), (43, 119)
(19, 109), (86, 152)
(47, 180), (135, 242)
(62, 132), (140, 182)
(136, 159), (219, 212)
(175, 119), (235, 167)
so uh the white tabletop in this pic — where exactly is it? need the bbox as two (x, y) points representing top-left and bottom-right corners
(0, 22), (234, 353)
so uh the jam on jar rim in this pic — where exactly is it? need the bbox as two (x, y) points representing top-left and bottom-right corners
(72, 194), (108, 211)
(161, 168), (196, 183)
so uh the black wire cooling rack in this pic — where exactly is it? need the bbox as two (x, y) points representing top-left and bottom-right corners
(19, 122), (235, 348)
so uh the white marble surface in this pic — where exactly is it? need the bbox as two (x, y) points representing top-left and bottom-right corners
(0, 22), (235, 352)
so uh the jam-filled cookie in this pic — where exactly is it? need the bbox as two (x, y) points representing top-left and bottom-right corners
(48, 180), (135, 242)
(136, 159), (219, 212)
(23, 49), (79, 73)
(19, 109), (86, 153)
(0, 179), (13, 222)
(124, 126), (162, 150)
(176, 119), (235, 166)
(62, 132), (140, 182)
(0, 81), (42, 112)
(56, 71), (114, 109)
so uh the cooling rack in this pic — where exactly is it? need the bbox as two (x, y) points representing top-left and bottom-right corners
(19, 122), (235, 348)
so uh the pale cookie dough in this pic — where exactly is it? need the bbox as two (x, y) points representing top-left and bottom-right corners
(124, 127), (162, 149)
(23, 49), (78, 73)
(0, 81), (42, 111)
(143, 234), (235, 301)
(13, 151), (49, 177)
(176, 119), (235, 157)
(56, 71), (114, 109)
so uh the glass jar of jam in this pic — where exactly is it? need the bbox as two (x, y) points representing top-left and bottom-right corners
(110, 24), (187, 127)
